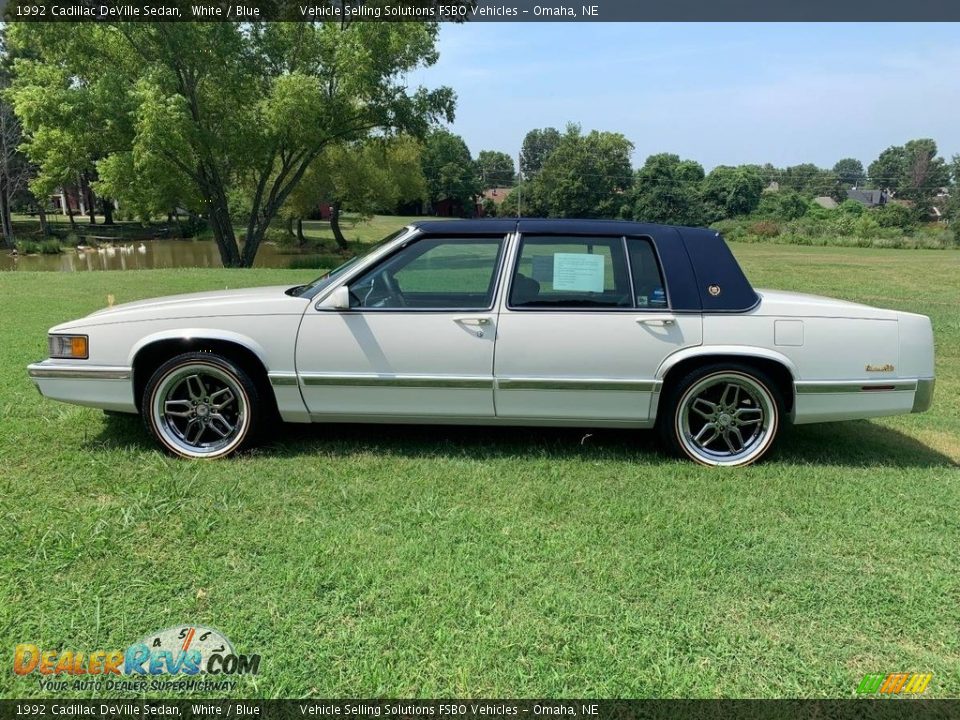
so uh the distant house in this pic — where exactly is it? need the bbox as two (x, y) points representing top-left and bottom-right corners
(847, 188), (888, 207)
(49, 186), (88, 215)
(813, 196), (838, 209)
(478, 186), (514, 217)
(432, 198), (471, 217)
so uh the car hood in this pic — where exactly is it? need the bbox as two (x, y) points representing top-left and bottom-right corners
(754, 289), (898, 320)
(54, 285), (310, 330)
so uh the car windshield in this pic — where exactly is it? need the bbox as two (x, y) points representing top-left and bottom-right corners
(286, 228), (410, 297)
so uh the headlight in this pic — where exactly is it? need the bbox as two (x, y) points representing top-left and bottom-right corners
(49, 334), (89, 360)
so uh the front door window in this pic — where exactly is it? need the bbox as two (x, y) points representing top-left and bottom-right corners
(348, 237), (505, 310)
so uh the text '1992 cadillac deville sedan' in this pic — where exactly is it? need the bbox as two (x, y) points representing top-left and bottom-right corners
(28, 219), (935, 466)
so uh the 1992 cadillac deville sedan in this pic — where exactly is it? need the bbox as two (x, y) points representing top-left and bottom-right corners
(28, 219), (935, 467)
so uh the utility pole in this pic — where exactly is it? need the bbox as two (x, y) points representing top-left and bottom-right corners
(517, 150), (522, 218)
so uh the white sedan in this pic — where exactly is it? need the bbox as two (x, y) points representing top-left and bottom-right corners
(28, 219), (935, 467)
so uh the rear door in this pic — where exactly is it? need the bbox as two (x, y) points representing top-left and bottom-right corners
(493, 233), (702, 423)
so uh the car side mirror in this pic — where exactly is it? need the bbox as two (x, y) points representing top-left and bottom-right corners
(321, 285), (351, 310)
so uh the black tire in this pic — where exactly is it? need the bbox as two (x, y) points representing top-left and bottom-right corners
(657, 362), (783, 467)
(142, 352), (261, 459)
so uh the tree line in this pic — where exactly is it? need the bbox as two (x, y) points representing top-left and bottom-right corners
(494, 125), (958, 231)
(2, 22), (957, 266)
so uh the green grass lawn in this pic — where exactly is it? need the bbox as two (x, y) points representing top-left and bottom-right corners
(0, 242), (958, 699)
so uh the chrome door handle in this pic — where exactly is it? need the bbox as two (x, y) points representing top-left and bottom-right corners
(636, 317), (675, 327)
(455, 317), (491, 326)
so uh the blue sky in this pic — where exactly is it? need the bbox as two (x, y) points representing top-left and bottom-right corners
(407, 23), (960, 172)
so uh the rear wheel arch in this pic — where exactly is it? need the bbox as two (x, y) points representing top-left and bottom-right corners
(659, 352), (795, 414)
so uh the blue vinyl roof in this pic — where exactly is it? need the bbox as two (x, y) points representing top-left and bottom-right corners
(408, 218), (758, 312)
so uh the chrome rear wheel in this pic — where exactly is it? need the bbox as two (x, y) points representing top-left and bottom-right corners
(673, 370), (779, 467)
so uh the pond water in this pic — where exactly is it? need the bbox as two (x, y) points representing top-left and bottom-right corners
(0, 239), (319, 272)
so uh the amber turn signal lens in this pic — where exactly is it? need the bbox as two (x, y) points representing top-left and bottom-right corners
(70, 336), (88, 358)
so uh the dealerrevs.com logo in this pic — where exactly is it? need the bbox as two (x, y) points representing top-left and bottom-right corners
(14, 625), (260, 693)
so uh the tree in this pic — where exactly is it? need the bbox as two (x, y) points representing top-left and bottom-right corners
(495, 180), (537, 217)
(868, 139), (949, 202)
(833, 158), (865, 186)
(519, 127), (561, 178)
(477, 150), (515, 187)
(0, 71), (34, 246)
(899, 139), (949, 202)
(701, 165), (764, 220)
(625, 153), (704, 226)
(780, 163), (842, 199)
(8, 22), (453, 267)
(421, 128), (480, 213)
(867, 146), (906, 191)
(530, 124), (633, 219)
(286, 136), (426, 249)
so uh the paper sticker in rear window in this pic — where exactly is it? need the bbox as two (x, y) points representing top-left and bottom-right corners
(552, 253), (604, 292)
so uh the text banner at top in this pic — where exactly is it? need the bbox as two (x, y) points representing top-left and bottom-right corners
(2, 0), (959, 21)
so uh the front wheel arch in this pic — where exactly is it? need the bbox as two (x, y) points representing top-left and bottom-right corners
(132, 338), (277, 420)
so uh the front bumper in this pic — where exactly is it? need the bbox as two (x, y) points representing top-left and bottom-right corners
(27, 360), (137, 413)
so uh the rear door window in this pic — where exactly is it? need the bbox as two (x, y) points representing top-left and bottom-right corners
(509, 235), (633, 309)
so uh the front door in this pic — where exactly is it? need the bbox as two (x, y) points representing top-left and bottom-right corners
(493, 233), (702, 423)
(296, 234), (508, 419)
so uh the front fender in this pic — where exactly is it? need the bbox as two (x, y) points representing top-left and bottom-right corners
(127, 328), (271, 369)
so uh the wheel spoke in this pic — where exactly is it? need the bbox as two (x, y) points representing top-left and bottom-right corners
(734, 407), (763, 426)
(720, 383), (740, 408)
(184, 374), (207, 401)
(209, 387), (235, 411)
(722, 430), (739, 453)
(691, 397), (717, 420)
(164, 399), (193, 418)
(186, 418), (206, 444)
(727, 426), (745, 451)
(693, 422), (720, 446)
(207, 413), (234, 438)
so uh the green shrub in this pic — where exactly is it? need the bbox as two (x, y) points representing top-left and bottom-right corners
(838, 199), (864, 216)
(176, 216), (207, 239)
(710, 218), (746, 242)
(874, 203), (914, 229)
(39, 239), (62, 254)
(747, 220), (780, 237)
(854, 214), (882, 238)
(756, 190), (808, 221)
(16, 240), (42, 254)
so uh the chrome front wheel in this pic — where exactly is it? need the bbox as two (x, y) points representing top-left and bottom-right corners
(145, 354), (256, 459)
(673, 370), (779, 467)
